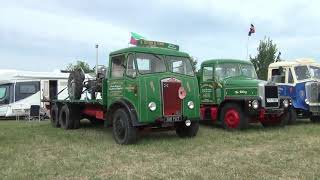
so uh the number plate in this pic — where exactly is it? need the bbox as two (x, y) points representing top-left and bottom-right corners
(165, 116), (182, 122)
(267, 98), (279, 103)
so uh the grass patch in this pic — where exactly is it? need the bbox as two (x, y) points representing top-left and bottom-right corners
(0, 120), (320, 179)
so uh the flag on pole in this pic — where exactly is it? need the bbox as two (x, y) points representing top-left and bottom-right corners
(248, 24), (255, 36)
(130, 32), (145, 45)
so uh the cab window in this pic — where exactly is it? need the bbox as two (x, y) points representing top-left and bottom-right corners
(271, 67), (286, 83)
(167, 57), (194, 76)
(294, 66), (311, 81)
(214, 63), (240, 80)
(288, 69), (294, 83)
(203, 66), (213, 81)
(136, 53), (166, 74)
(126, 54), (137, 78)
(111, 55), (126, 78)
(310, 65), (320, 79)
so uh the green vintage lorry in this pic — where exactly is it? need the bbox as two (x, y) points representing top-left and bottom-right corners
(198, 59), (291, 130)
(49, 40), (200, 144)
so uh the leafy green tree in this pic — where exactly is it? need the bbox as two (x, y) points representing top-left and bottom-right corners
(190, 56), (198, 72)
(250, 37), (278, 80)
(66, 60), (94, 73)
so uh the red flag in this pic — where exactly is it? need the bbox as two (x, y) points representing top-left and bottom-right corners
(129, 32), (145, 45)
(248, 24), (255, 36)
(130, 37), (138, 45)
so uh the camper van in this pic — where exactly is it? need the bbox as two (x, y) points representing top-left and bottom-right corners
(0, 69), (71, 118)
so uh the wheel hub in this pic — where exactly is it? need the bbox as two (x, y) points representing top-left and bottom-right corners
(225, 109), (240, 129)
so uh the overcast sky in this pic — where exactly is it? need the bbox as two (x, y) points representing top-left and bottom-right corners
(1, 0), (319, 71)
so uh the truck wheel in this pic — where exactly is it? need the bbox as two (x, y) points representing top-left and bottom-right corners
(70, 106), (81, 129)
(275, 112), (291, 127)
(310, 116), (320, 123)
(279, 112), (289, 127)
(176, 121), (199, 138)
(287, 108), (297, 125)
(261, 113), (288, 128)
(50, 103), (60, 128)
(220, 103), (248, 130)
(59, 104), (74, 130)
(68, 70), (84, 100)
(112, 109), (138, 145)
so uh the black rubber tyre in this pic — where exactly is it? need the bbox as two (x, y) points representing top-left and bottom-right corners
(279, 112), (289, 127)
(70, 105), (81, 129)
(176, 121), (199, 138)
(287, 108), (297, 125)
(220, 103), (248, 130)
(59, 104), (74, 130)
(68, 70), (84, 100)
(261, 122), (271, 127)
(262, 113), (288, 128)
(310, 116), (320, 123)
(112, 109), (138, 145)
(50, 103), (60, 128)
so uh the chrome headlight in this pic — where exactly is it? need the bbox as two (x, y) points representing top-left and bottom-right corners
(187, 101), (194, 109)
(283, 99), (289, 108)
(305, 99), (310, 105)
(185, 120), (191, 127)
(252, 100), (259, 109)
(148, 102), (156, 111)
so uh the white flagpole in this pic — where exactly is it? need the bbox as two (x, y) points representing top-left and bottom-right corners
(95, 44), (99, 75)
(246, 35), (250, 60)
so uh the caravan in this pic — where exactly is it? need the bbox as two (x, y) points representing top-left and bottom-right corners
(0, 69), (70, 118)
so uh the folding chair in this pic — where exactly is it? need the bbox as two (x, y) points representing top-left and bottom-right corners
(29, 105), (41, 122)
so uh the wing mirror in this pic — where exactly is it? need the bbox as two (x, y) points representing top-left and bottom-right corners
(132, 72), (137, 78)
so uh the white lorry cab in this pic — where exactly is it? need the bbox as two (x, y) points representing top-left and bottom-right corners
(0, 69), (70, 118)
(268, 58), (320, 123)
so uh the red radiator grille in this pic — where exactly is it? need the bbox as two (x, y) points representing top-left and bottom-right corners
(162, 81), (182, 116)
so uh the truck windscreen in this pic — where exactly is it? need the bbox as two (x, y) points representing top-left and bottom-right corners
(215, 63), (257, 80)
(309, 65), (320, 79)
(167, 57), (194, 76)
(294, 66), (311, 80)
(136, 53), (166, 74)
(241, 64), (257, 79)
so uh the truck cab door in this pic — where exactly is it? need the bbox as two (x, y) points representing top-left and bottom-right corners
(107, 55), (126, 104)
(286, 68), (296, 98)
(200, 66), (216, 104)
(271, 67), (287, 96)
(124, 54), (139, 110)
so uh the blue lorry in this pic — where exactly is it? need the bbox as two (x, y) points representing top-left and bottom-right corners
(268, 59), (320, 124)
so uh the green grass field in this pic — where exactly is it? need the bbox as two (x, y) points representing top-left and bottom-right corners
(0, 120), (320, 179)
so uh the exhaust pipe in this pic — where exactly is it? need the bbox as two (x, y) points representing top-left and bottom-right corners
(95, 44), (99, 75)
